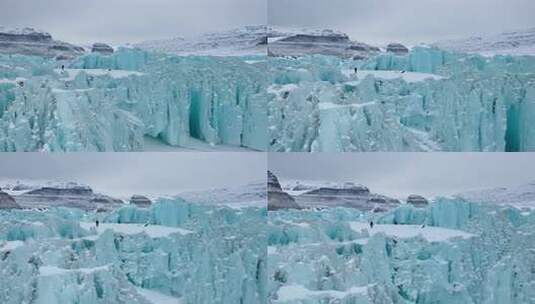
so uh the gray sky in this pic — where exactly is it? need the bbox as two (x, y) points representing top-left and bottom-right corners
(269, 0), (535, 45)
(0, 0), (266, 44)
(269, 153), (535, 199)
(0, 153), (265, 197)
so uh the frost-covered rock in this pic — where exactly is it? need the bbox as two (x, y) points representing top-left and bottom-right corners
(91, 43), (114, 55)
(268, 27), (379, 59)
(282, 180), (400, 211)
(268, 171), (301, 211)
(12, 182), (123, 211)
(129, 195), (151, 208)
(135, 25), (267, 56)
(406, 194), (429, 208)
(268, 198), (535, 303)
(0, 48), (267, 151)
(0, 26), (85, 59)
(268, 47), (535, 152)
(386, 42), (409, 55)
(0, 190), (20, 209)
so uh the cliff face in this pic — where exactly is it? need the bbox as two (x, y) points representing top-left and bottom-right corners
(0, 26), (85, 59)
(0, 190), (21, 209)
(268, 171), (301, 211)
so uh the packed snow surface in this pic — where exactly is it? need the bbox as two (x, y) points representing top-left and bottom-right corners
(348, 222), (474, 242)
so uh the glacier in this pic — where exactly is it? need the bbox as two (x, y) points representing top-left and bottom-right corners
(268, 199), (535, 303)
(0, 198), (267, 304)
(268, 47), (535, 152)
(0, 48), (267, 151)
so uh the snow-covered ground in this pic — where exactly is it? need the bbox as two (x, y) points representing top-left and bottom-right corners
(54, 68), (145, 81)
(275, 284), (368, 303)
(341, 69), (446, 83)
(79, 222), (193, 238)
(348, 222), (475, 242)
(456, 181), (535, 209)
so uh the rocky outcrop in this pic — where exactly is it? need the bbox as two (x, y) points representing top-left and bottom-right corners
(268, 28), (380, 59)
(0, 190), (21, 209)
(268, 171), (301, 211)
(0, 26), (84, 59)
(91, 43), (114, 55)
(130, 195), (152, 208)
(14, 183), (122, 211)
(386, 43), (409, 55)
(290, 182), (400, 212)
(406, 194), (429, 208)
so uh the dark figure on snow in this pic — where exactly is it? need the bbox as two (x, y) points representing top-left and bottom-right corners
(354, 67), (358, 74)
(401, 70), (406, 74)
(370, 221), (374, 228)
(17, 81), (24, 88)
(421, 223), (426, 228)
(61, 65), (65, 71)
(96, 220), (99, 227)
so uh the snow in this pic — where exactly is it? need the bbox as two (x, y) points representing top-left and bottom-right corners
(136, 288), (183, 304)
(457, 181), (535, 209)
(54, 68), (144, 81)
(0, 240), (24, 252)
(143, 136), (256, 152)
(79, 222), (193, 238)
(348, 222), (475, 242)
(39, 264), (111, 277)
(276, 284), (368, 302)
(342, 69), (445, 83)
(318, 101), (375, 110)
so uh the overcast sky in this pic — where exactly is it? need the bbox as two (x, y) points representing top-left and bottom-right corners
(269, 0), (535, 45)
(269, 153), (535, 199)
(0, 153), (265, 198)
(0, 0), (266, 44)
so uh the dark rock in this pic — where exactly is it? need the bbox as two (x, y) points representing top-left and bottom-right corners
(0, 190), (21, 209)
(130, 195), (152, 208)
(386, 43), (409, 55)
(91, 43), (114, 55)
(268, 171), (301, 211)
(0, 26), (85, 59)
(407, 194), (429, 208)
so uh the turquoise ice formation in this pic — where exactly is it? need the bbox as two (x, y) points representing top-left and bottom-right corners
(268, 47), (535, 151)
(0, 49), (267, 151)
(268, 199), (535, 303)
(0, 198), (267, 304)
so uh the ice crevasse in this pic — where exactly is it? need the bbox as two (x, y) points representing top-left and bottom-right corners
(0, 48), (267, 151)
(268, 47), (535, 152)
(0, 198), (267, 304)
(268, 199), (535, 303)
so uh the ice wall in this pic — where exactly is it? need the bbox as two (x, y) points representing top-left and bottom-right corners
(0, 198), (267, 304)
(268, 199), (535, 303)
(0, 49), (267, 151)
(268, 48), (535, 152)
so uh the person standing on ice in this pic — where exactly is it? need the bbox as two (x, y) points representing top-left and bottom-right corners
(61, 64), (65, 71)
(370, 221), (374, 228)
(96, 219), (99, 227)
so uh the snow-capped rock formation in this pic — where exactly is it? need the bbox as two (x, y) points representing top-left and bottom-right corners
(268, 171), (300, 211)
(12, 182), (122, 211)
(406, 194), (429, 208)
(386, 43), (409, 55)
(0, 198), (266, 304)
(129, 195), (151, 208)
(0, 47), (267, 151)
(178, 181), (266, 208)
(456, 181), (535, 209)
(0, 26), (85, 59)
(433, 27), (535, 56)
(91, 43), (114, 55)
(269, 198), (535, 303)
(0, 190), (20, 209)
(269, 46), (535, 152)
(282, 180), (400, 212)
(268, 27), (380, 59)
(135, 25), (267, 56)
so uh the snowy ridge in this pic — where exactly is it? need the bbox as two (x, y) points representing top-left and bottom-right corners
(433, 27), (535, 56)
(177, 181), (266, 208)
(456, 181), (535, 209)
(135, 25), (267, 56)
